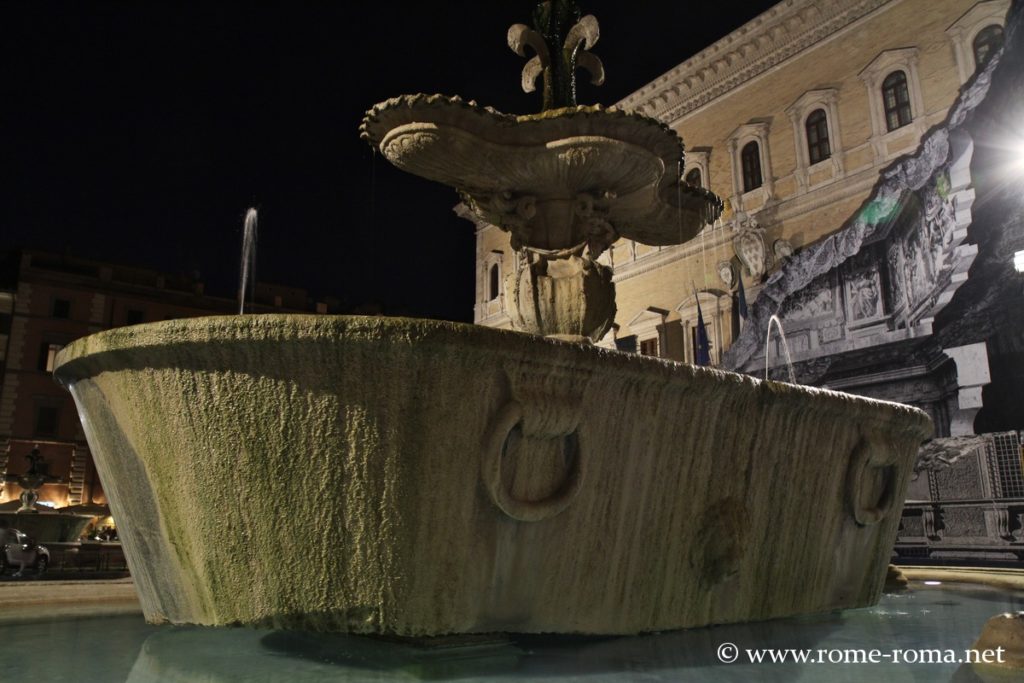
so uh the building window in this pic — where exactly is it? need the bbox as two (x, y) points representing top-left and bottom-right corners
(786, 88), (843, 189)
(859, 48), (923, 148)
(37, 343), (64, 372)
(488, 264), (500, 301)
(973, 25), (1004, 69)
(685, 168), (702, 187)
(639, 338), (659, 356)
(882, 71), (912, 132)
(741, 142), (762, 192)
(51, 298), (71, 319)
(805, 109), (831, 165)
(126, 309), (145, 325)
(35, 406), (59, 437)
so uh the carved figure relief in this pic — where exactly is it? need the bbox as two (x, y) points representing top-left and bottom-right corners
(887, 242), (905, 312)
(846, 268), (882, 321)
(786, 285), (834, 322)
(881, 181), (962, 320)
(922, 186), (956, 280)
(903, 229), (931, 306)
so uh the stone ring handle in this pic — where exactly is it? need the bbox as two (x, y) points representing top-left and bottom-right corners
(846, 436), (898, 527)
(482, 400), (583, 522)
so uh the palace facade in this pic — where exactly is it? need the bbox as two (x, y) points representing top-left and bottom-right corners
(474, 0), (1024, 560)
(472, 0), (1012, 430)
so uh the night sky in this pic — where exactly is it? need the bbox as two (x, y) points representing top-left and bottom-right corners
(3, 1), (778, 322)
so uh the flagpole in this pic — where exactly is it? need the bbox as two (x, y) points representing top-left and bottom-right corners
(691, 281), (712, 367)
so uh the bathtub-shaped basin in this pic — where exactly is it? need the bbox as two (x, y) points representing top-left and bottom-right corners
(53, 315), (931, 636)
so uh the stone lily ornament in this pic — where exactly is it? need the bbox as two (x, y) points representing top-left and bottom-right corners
(360, 0), (723, 342)
(509, 1), (605, 110)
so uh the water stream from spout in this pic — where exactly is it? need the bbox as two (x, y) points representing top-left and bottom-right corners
(238, 208), (258, 314)
(765, 314), (797, 384)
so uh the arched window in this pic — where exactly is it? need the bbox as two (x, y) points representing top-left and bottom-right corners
(805, 109), (830, 165)
(973, 25), (1004, 69)
(488, 263), (500, 301)
(740, 142), (762, 192)
(882, 71), (912, 132)
(685, 167), (702, 188)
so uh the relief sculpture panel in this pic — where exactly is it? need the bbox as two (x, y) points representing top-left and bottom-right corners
(846, 268), (883, 322)
(887, 242), (905, 313)
(844, 250), (884, 323)
(785, 274), (835, 324)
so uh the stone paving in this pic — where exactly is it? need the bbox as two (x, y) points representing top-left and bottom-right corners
(0, 577), (140, 623)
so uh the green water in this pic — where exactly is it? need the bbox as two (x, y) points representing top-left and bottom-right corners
(0, 583), (1020, 682)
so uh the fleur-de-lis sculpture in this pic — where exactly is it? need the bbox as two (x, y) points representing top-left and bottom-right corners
(508, 0), (605, 111)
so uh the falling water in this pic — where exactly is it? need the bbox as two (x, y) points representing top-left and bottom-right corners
(238, 208), (258, 315)
(765, 314), (797, 384)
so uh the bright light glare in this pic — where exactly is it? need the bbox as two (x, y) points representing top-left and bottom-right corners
(1015, 249), (1024, 274)
(1004, 132), (1024, 174)
(924, 580), (942, 586)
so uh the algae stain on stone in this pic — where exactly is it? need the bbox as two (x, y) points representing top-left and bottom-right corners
(54, 316), (932, 635)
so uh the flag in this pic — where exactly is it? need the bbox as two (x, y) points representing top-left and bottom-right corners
(695, 297), (712, 367)
(737, 274), (749, 321)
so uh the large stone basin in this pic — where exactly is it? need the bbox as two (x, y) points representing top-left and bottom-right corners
(0, 511), (94, 543)
(53, 315), (930, 636)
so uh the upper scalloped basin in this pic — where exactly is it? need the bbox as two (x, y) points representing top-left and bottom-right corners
(360, 95), (724, 245)
(53, 315), (931, 636)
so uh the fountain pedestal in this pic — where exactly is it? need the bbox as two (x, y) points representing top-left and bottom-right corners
(506, 243), (615, 342)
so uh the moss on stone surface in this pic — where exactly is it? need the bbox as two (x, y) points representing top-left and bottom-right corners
(54, 315), (932, 635)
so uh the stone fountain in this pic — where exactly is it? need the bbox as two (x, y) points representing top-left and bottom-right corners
(0, 448), (94, 542)
(4, 447), (60, 513)
(53, 0), (930, 637)
(360, 3), (720, 341)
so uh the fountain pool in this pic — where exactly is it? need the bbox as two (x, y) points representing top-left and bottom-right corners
(1, 582), (1021, 682)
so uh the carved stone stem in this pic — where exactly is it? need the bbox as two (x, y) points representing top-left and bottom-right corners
(505, 243), (615, 342)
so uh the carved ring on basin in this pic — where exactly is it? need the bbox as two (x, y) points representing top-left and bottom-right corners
(846, 436), (899, 526)
(482, 400), (583, 522)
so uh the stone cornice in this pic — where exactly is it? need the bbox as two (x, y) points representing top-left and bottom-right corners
(617, 0), (894, 121)
(612, 232), (732, 283)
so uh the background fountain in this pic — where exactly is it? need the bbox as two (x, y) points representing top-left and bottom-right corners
(0, 448), (94, 542)
(238, 207), (258, 315)
(52, 0), (930, 636)
(4, 447), (59, 513)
